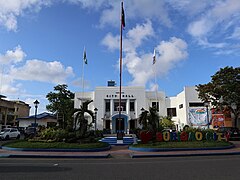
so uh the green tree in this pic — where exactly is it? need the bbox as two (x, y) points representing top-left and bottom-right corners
(139, 106), (160, 133)
(196, 66), (240, 127)
(160, 116), (175, 129)
(73, 100), (94, 138)
(46, 84), (74, 130)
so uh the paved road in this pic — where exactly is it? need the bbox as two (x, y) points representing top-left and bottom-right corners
(0, 155), (240, 180)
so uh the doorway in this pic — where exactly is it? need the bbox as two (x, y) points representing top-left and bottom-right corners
(116, 118), (124, 132)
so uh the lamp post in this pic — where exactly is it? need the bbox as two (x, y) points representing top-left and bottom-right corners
(33, 100), (39, 128)
(204, 101), (210, 129)
(94, 108), (98, 131)
(33, 100), (39, 134)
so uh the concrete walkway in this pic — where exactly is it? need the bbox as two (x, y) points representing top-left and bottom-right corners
(1, 141), (240, 159)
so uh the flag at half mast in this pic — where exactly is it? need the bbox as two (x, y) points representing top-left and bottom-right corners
(153, 49), (156, 65)
(83, 47), (87, 64)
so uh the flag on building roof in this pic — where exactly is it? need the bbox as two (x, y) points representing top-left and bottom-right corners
(83, 47), (87, 64)
(121, 2), (125, 29)
(153, 49), (156, 65)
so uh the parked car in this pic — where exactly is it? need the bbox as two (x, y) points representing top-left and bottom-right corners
(24, 127), (36, 138)
(0, 128), (21, 140)
(17, 127), (26, 134)
(217, 127), (240, 141)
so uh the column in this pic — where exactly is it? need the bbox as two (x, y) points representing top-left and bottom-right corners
(126, 99), (130, 115)
(110, 99), (114, 116)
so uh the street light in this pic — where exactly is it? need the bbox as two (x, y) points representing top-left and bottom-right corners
(94, 108), (98, 131)
(33, 100), (39, 127)
(204, 101), (210, 129)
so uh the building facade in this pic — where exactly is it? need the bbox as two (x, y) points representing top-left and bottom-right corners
(16, 112), (57, 128)
(74, 82), (212, 133)
(0, 96), (30, 127)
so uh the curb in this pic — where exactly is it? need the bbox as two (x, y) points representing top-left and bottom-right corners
(1, 145), (111, 152)
(1, 154), (110, 159)
(130, 151), (240, 158)
(128, 144), (235, 152)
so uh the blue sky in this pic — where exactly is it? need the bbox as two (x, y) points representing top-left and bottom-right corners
(0, 0), (239, 114)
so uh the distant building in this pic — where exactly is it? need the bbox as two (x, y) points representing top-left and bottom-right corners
(74, 81), (210, 133)
(0, 95), (30, 127)
(16, 112), (57, 128)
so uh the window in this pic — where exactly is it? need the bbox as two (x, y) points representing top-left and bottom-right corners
(105, 100), (110, 112)
(152, 102), (159, 112)
(114, 101), (126, 111)
(179, 104), (183, 109)
(189, 102), (204, 107)
(130, 101), (135, 111)
(167, 108), (177, 117)
(10, 129), (17, 132)
(105, 120), (110, 129)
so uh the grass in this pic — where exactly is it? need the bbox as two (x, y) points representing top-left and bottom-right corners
(3, 140), (109, 149)
(131, 141), (232, 148)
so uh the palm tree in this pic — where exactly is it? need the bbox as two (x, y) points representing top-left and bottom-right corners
(148, 106), (159, 132)
(139, 109), (148, 130)
(138, 106), (160, 133)
(73, 100), (94, 138)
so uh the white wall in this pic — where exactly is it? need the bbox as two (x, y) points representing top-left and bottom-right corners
(18, 119), (57, 128)
(74, 86), (203, 131)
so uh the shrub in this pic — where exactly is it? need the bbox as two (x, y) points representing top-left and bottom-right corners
(39, 128), (67, 142)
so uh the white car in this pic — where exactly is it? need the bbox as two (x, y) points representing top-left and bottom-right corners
(0, 128), (21, 140)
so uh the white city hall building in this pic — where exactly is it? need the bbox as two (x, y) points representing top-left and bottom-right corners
(74, 81), (207, 133)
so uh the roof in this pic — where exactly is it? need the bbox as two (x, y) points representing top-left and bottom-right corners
(0, 95), (7, 99)
(16, 112), (56, 121)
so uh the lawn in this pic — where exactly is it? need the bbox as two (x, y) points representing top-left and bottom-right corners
(3, 140), (109, 149)
(131, 141), (232, 149)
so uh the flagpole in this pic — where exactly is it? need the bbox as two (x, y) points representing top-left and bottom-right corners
(0, 66), (3, 95)
(81, 46), (85, 103)
(153, 49), (157, 103)
(154, 59), (158, 107)
(118, 1), (123, 133)
(153, 49), (159, 128)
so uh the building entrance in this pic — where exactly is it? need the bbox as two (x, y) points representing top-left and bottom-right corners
(112, 114), (128, 133)
(116, 118), (124, 132)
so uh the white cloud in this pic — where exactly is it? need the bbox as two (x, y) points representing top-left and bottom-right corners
(102, 20), (154, 51)
(197, 38), (227, 49)
(0, 45), (26, 64)
(149, 82), (159, 92)
(155, 37), (188, 73)
(68, 0), (171, 28)
(9, 59), (74, 84)
(0, 0), (172, 32)
(101, 33), (119, 51)
(0, 46), (74, 96)
(186, 0), (240, 52)
(102, 21), (188, 87)
(0, 0), (52, 31)
(229, 27), (240, 40)
(0, 75), (20, 94)
(167, 0), (211, 17)
(125, 20), (155, 51)
(125, 37), (188, 86)
(100, 0), (172, 27)
(187, 19), (213, 38)
(66, 0), (106, 9)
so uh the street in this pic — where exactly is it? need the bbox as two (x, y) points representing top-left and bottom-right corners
(0, 155), (240, 180)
